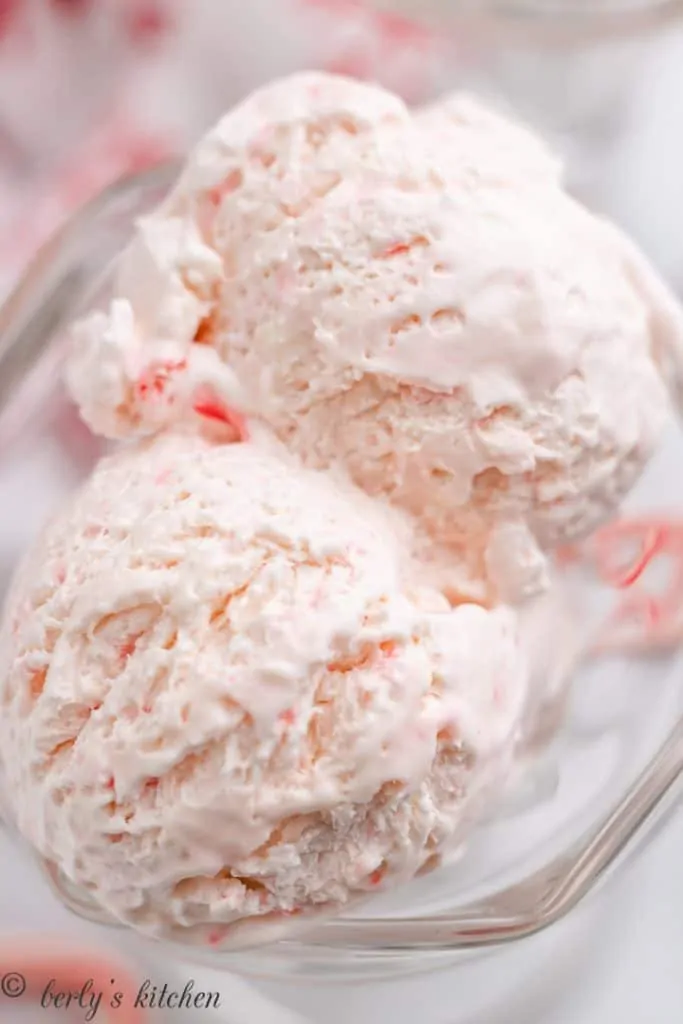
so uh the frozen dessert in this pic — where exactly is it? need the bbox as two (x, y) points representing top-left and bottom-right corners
(2, 71), (680, 950)
(418, 90), (563, 187)
(66, 72), (683, 601)
(0, 431), (528, 943)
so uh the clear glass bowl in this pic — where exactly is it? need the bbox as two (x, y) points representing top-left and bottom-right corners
(1, 165), (683, 1009)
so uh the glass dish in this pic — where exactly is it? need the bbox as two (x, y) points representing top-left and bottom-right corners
(1, 165), (683, 1013)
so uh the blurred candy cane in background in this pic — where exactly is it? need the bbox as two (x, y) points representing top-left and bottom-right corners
(0, 0), (452, 295)
(0, 932), (310, 1021)
(0, 937), (149, 1021)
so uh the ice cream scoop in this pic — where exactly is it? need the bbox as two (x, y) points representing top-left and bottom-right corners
(65, 72), (683, 602)
(0, 431), (527, 946)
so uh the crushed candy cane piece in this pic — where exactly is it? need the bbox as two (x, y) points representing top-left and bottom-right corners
(192, 394), (248, 440)
(593, 520), (672, 588)
(576, 517), (683, 653)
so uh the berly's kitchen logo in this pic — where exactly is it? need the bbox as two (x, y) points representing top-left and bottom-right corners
(1, 970), (221, 1020)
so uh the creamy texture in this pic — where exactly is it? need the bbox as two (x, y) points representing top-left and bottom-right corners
(13, 72), (680, 947)
(66, 72), (409, 441)
(419, 92), (563, 187)
(0, 432), (527, 943)
(66, 72), (683, 601)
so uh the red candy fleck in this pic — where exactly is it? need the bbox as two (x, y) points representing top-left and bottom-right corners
(118, 635), (141, 662)
(105, 776), (115, 790)
(369, 869), (385, 886)
(279, 708), (295, 726)
(193, 398), (230, 422)
(136, 359), (187, 400)
(207, 169), (243, 206)
(192, 397), (248, 440)
(381, 242), (411, 259)
(207, 927), (229, 946)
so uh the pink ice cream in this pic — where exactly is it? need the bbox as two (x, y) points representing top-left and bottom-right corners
(0, 432), (527, 944)
(2, 71), (676, 951)
(66, 72), (683, 601)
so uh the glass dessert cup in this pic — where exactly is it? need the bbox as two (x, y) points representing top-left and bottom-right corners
(1, 165), (683, 1001)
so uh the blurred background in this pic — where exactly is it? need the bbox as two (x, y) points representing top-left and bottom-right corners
(1, 0), (683, 300)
